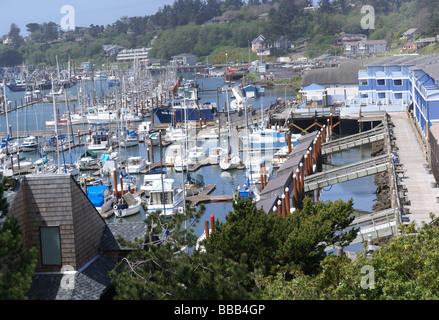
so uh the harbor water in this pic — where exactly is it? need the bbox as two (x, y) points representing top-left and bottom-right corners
(1, 73), (378, 246)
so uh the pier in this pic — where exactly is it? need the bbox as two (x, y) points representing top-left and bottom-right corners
(389, 111), (439, 227)
(186, 184), (234, 207)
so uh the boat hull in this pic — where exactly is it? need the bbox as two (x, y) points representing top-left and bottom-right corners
(153, 106), (217, 123)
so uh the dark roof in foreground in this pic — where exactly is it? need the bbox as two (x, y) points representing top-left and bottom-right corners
(27, 254), (117, 300)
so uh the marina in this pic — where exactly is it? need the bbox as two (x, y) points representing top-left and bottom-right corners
(1, 62), (436, 253)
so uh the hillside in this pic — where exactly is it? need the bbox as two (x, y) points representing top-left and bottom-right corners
(1, 0), (439, 68)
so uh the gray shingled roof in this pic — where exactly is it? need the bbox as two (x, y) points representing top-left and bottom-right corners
(27, 254), (118, 300)
(302, 59), (372, 87)
(100, 222), (148, 251)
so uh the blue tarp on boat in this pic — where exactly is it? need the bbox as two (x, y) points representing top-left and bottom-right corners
(87, 185), (109, 207)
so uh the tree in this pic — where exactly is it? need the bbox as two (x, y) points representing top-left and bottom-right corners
(204, 196), (357, 276)
(7, 23), (24, 50)
(110, 204), (258, 300)
(0, 174), (37, 300)
(260, 215), (439, 300)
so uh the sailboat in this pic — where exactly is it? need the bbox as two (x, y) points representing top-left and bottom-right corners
(220, 87), (241, 170)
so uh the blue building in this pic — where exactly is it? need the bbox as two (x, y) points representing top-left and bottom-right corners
(358, 54), (439, 140)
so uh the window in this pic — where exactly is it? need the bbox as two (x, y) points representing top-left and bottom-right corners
(394, 93), (403, 100)
(360, 79), (368, 86)
(394, 79), (402, 86)
(40, 226), (61, 265)
(378, 92), (386, 99)
(377, 79), (386, 86)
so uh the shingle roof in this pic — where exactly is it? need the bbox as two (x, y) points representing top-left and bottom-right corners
(100, 222), (148, 251)
(27, 254), (118, 300)
(302, 59), (373, 86)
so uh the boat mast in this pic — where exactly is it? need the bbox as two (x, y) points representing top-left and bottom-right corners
(51, 75), (61, 172)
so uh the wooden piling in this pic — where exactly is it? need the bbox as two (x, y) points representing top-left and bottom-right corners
(285, 187), (290, 214)
(205, 220), (209, 238)
(210, 214), (215, 233)
(281, 194), (286, 219)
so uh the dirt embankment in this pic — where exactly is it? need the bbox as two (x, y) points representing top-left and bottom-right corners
(371, 140), (391, 212)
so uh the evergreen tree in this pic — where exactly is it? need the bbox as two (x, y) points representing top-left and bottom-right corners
(0, 174), (37, 300)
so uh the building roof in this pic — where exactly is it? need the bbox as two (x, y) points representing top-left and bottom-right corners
(302, 83), (325, 91)
(302, 58), (372, 86)
(100, 222), (148, 251)
(172, 53), (198, 58)
(27, 254), (118, 300)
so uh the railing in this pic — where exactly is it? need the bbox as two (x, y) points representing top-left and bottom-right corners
(304, 154), (390, 192)
(322, 125), (386, 155)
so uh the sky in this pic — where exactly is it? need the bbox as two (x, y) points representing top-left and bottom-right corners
(0, 0), (176, 37)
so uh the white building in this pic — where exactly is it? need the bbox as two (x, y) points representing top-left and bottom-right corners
(117, 47), (152, 62)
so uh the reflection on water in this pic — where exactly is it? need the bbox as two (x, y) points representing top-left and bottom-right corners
(318, 143), (377, 213)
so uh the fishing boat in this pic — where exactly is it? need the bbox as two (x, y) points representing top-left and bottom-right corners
(113, 192), (142, 218)
(153, 86), (218, 124)
(87, 185), (114, 215)
(126, 156), (148, 174)
(20, 136), (39, 152)
(87, 123), (112, 151)
(146, 178), (184, 217)
(140, 166), (168, 195)
(7, 79), (27, 92)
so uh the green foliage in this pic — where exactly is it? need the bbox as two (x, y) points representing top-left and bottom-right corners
(111, 204), (258, 300)
(204, 196), (357, 276)
(260, 214), (439, 300)
(0, 173), (37, 300)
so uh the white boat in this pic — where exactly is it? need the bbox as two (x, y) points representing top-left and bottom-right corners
(164, 127), (187, 143)
(126, 156), (148, 174)
(219, 154), (241, 170)
(247, 127), (287, 146)
(113, 192), (142, 218)
(140, 167), (168, 195)
(87, 124), (112, 151)
(174, 155), (193, 172)
(45, 87), (77, 102)
(146, 178), (184, 217)
(87, 185), (114, 215)
(245, 158), (272, 185)
(165, 144), (183, 166)
(45, 112), (87, 127)
(57, 162), (80, 176)
(119, 131), (139, 148)
(208, 147), (227, 164)
(188, 146), (207, 162)
(272, 146), (289, 169)
(87, 105), (142, 124)
(9, 155), (33, 171)
(86, 105), (118, 124)
(20, 136), (39, 152)
(0, 138), (19, 155)
(137, 121), (152, 141)
(116, 175), (138, 197)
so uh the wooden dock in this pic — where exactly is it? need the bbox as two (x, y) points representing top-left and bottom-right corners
(186, 184), (234, 206)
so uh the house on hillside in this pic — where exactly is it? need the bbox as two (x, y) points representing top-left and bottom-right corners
(5, 174), (149, 300)
(171, 53), (198, 66)
(400, 28), (419, 41)
(251, 35), (269, 55)
(344, 40), (387, 57)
